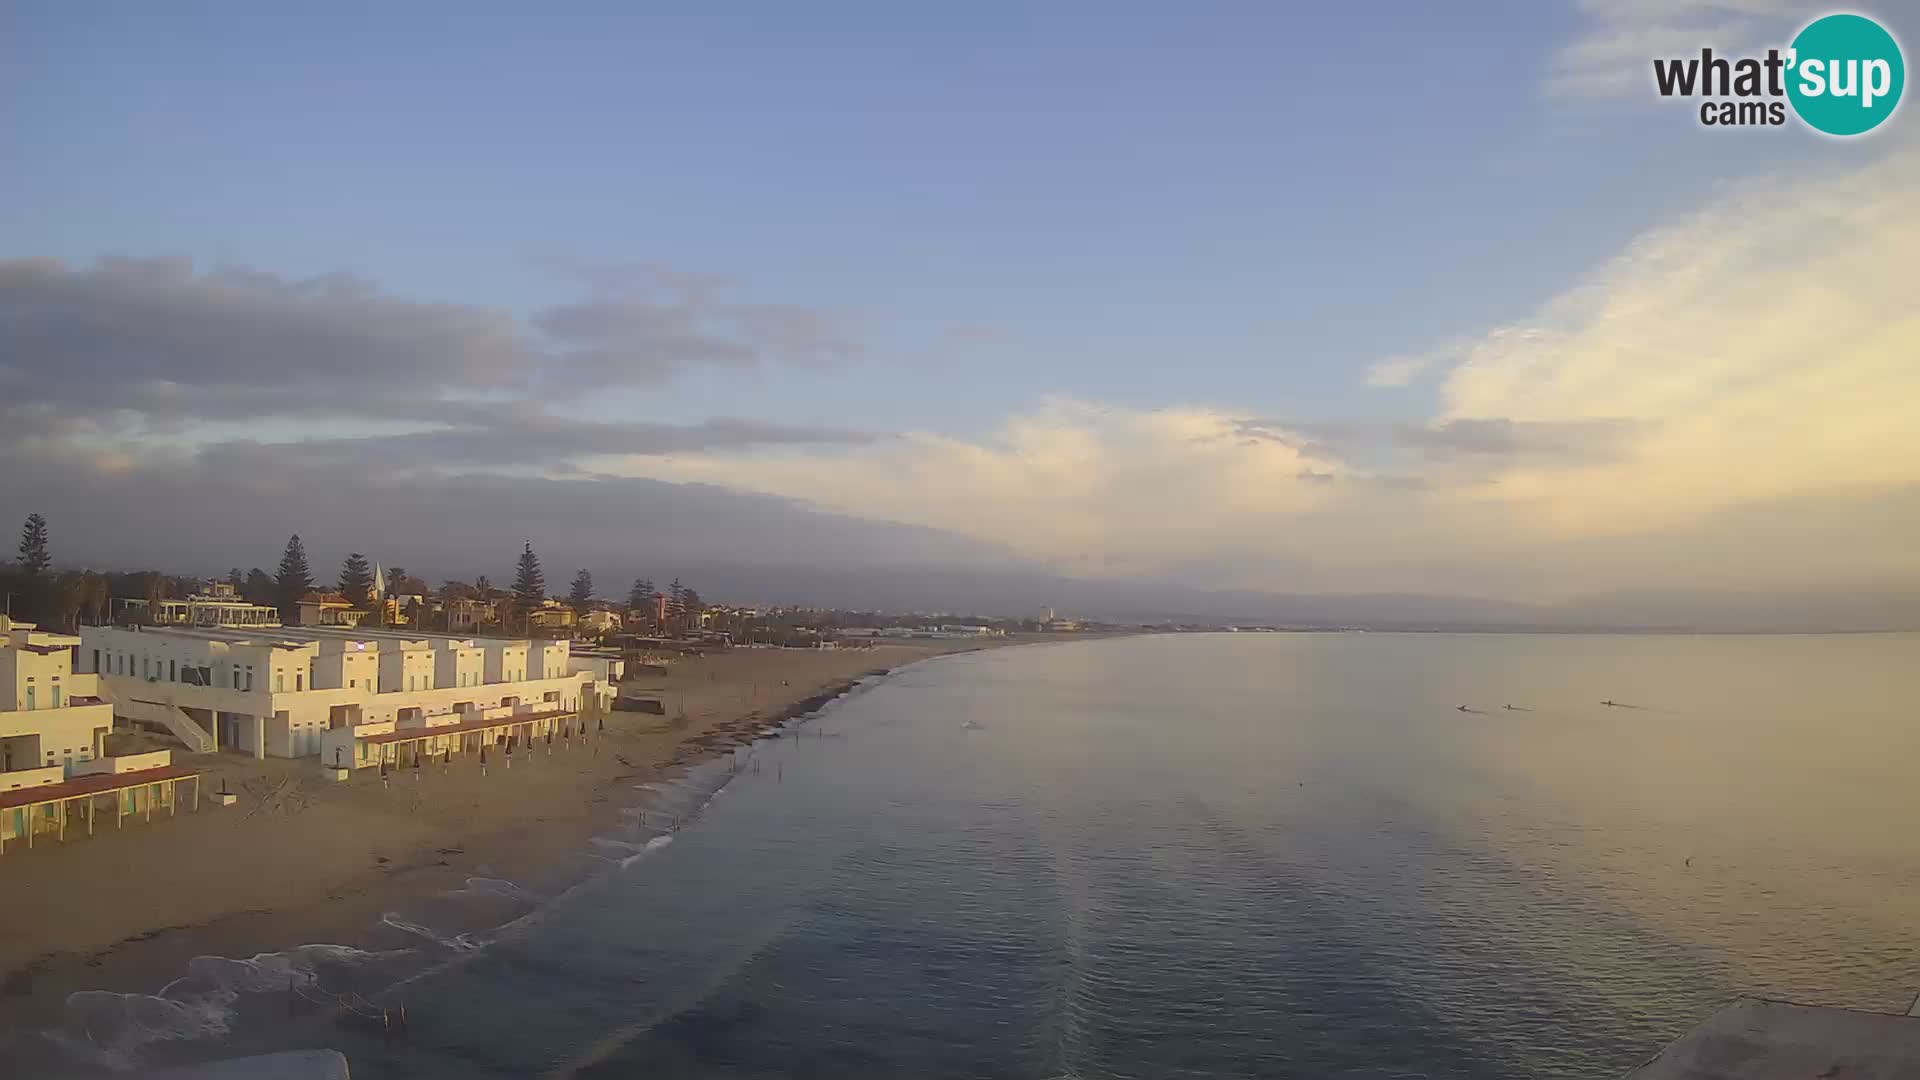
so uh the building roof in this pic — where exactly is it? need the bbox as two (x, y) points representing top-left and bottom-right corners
(0, 764), (200, 811)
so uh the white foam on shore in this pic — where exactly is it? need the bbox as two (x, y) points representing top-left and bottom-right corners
(37, 663), (905, 1072)
(620, 834), (674, 868)
(55, 944), (395, 1070)
(455, 876), (545, 904)
(379, 913), (480, 953)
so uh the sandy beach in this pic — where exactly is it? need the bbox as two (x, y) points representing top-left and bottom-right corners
(0, 641), (1005, 1031)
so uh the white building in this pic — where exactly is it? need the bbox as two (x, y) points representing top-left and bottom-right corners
(3, 617), (211, 852)
(579, 610), (621, 635)
(294, 593), (366, 628)
(2, 617), (116, 775)
(122, 582), (282, 629)
(79, 624), (620, 763)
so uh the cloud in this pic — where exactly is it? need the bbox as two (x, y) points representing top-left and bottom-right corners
(1362, 353), (1434, 388)
(623, 400), (1356, 582)
(0, 256), (862, 426)
(1546, 0), (1805, 101)
(1435, 145), (1920, 542)
(3, 146), (1915, 614)
(1363, 343), (1460, 388)
(609, 146), (1920, 601)
(196, 415), (879, 478)
(1394, 417), (1641, 464)
(0, 446), (1024, 594)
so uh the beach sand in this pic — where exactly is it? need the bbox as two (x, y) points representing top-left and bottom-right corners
(0, 641), (1000, 1029)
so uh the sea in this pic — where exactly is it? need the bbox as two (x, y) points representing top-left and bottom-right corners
(14, 632), (1920, 1079)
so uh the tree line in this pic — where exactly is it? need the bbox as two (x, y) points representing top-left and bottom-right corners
(4, 513), (709, 640)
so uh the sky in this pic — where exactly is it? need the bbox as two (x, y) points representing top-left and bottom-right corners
(2, 1), (1917, 624)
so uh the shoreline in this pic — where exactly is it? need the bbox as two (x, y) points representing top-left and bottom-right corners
(0, 638), (1036, 1058)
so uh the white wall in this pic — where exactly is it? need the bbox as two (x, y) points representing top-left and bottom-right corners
(435, 646), (484, 689)
(80, 626), (608, 761)
(483, 642), (528, 683)
(1, 764), (65, 790)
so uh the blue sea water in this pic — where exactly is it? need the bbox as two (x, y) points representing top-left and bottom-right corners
(30, 633), (1920, 1077)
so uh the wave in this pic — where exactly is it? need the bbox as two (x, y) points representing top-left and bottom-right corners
(377, 913), (481, 953)
(52, 944), (398, 1070)
(34, 666), (885, 1072)
(454, 876), (546, 904)
(620, 835), (674, 869)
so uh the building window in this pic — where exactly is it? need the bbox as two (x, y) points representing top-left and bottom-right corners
(51, 686), (62, 708)
(25, 687), (36, 711)
(170, 659), (177, 681)
(276, 673), (285, 692)
(297, 672), (304, 691)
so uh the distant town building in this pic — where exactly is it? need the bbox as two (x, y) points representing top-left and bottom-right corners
(295, 593), (366, 628)
(579, 610), (621, 635)
(528, 601), (577, 632)
(445, 597), (498, 633)
(123, 581), (281, 629)
(629, 591), (675, 626)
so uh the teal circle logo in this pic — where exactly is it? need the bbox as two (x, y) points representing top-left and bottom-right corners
(1787, 13), (1905, 136)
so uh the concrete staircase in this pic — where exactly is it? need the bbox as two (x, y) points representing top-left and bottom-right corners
(95, 682), (216, 754)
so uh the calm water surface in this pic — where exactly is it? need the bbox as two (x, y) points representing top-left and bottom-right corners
(62, 634), (1920, 1077)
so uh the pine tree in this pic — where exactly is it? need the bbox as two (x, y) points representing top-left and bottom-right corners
(226, 567), (245, 589)
(18, 514), (51, 577)
(568, 569), (594, 613)
(275, 534), (315, 619)
(339, 552), (375, 609)
(627, 577), (655, 612)
(666, 578), (686, 632)
(243, 568), (275, 606)
(512, 543), (546, 623)
(681, 588), (703, 630)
